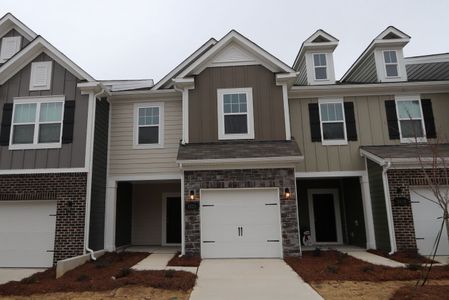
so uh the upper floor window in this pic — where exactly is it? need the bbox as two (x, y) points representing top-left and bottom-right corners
(217, 88), (254, 140)
(10, 96), (64, 150)
(30, 61), (52, 91)
(313, 53), (327, 80)
(319, 98), (347, 145)
(395, 96), (426, 143)
(0, 36), (21, 63)
(134, 102), (164, 148)
(383, 50), (398, 77)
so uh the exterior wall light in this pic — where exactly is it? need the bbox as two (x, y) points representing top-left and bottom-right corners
(189, 190), (195, 200)
(285, 188), (291, 199)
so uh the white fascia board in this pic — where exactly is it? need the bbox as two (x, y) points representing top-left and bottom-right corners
(177, 156), (304, 166)
(0, 13), (37, 41)
(152, 38), (217, 90)
(360, 149), (387, 166)
(108, 173), (182, 182)
(0, 36), (94, 85)
(289, 80), (449, 98)
(178, 30), (293, 78)
(109, 89), (180, 100)
(293, 29), (339, 69)
(0, 167), (88, 175)
(295, 170), (366, 178)
(275, 72), (299, 86)
(172, 77), (195, 90)
(375, 26), (411, 40)
(77, 82), (109, 95)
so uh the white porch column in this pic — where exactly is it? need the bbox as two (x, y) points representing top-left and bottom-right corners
(360, 172), (376, 249)
(104, 179), (117, 251)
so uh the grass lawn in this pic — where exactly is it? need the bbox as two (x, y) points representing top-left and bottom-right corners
(0, 252), (196, 299)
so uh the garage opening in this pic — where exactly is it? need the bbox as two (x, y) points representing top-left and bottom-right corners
(297, 177), (367, 248)
(200, 188), (283, 259)
(115, 180), (181, 250)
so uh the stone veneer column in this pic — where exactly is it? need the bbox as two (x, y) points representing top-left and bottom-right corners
(183, 168), (300, 257)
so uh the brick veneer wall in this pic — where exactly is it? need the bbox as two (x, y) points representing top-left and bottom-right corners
(387, 168), (448, 251)
(184, 168), (300, 257)
(0, 173), (87, 263)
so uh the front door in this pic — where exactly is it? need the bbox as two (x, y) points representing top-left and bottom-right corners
(166, 197), (181, 244)
(308, 189), (343, 244)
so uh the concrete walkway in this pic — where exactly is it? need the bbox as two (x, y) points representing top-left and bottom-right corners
(190, 259), (322, 300)
(346, 251), (406, 267)
(0, 268), (45, 284)
(131, 252), (198, 274)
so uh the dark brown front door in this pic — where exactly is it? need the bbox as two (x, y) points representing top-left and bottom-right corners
(166, 197), (181, 244)
(313, 193), (338, 242)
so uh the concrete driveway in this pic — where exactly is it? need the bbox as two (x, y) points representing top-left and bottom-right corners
(0, 268), (45, 284)
(190, 259), (322, 300)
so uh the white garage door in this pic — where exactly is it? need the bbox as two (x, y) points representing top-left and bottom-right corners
(411, 188), (449, 256)
(0, 201), (57, 267)
(200, 189), (282, 258)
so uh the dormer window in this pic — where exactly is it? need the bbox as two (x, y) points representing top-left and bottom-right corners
(0, 36), (21, 63)
(384, 50), (399, 77)
(313, 54), (328, 80)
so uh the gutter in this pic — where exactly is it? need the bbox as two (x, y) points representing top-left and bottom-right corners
(381, 160), (397, 254)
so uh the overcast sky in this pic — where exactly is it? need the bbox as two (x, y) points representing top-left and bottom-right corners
(2, 0), (448, 82)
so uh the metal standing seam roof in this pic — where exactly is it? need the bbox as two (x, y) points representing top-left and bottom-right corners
(406, 62), (449, 81)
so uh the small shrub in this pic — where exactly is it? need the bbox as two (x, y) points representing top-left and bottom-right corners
(313, 247), (321, 257)
(76, 274), (90, 282)
(406, 263), (422, 271)
(165, 269), (176, 278)
(325, 265), (338, 274)
(116, 268), (131, 278)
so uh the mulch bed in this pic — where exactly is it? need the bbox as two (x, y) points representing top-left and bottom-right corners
(368, 249), (436, 264)
(392, 285), (449, 299)
(285, 250), (449, 282)
(0, 252), (197, 296)
(167, 253), (201, 267)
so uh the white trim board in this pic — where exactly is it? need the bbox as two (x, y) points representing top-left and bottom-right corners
(161, 192), (182, 246)
(107, 173), (182, 184)
(0, 13), (37, 41)
(0, 168), (88, 175)
(295, 171), (366, 178)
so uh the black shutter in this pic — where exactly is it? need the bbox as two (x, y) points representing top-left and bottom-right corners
(308, 103), (321, 142)
(0, 103), (13, 146)
(62, 101), (76, 144)
(344, 102), (357, 141)
(384, 100), (400, 140)
(421, 99), (436, 139)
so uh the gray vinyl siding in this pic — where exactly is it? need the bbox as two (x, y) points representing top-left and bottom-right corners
(295, 56), (308, 85)
(344, 53), (378, 83)
(0, 53), (88, 170)
(290, 93), (449, 172)
(88, 98), (109, 251)
(366, 159), (391, 251)
(108, 96), (181, 176)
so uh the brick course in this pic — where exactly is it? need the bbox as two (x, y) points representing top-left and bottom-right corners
(0, 173), (87, 263)
(387, 168), (448, 251)
(184, 168), (300, 257)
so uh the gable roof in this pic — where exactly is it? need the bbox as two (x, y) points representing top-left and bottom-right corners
(152, 38), (217, 90)
(0, 13), (37, 41)
(0, 36), (94, 84)
(341, 26), (410, 82)
(176, 30), (294, 78)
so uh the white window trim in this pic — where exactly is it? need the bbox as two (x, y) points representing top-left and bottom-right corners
(133, 102), (164, 149)
(313, 53), (328, 81)
(0, 36), (22, 63)
(318, 97), (348, 146)
(383, 50), (399, 79)
(9, 96), (65, 150)
(217, 87), (255, 140)
(29, 61), (52, 91)
(395, 95), (427, 144)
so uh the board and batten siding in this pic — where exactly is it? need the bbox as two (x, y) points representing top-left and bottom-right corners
(0, 53), (88, 169)
(290, 93), (449, 172)
(188, 65), (286, 143)
(0, 29), (31, 63)
(108, 96), (182, 177)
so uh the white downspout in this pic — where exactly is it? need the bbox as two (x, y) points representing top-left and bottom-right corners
(382, 161), (397, 254)
(84, 88), (105, 260)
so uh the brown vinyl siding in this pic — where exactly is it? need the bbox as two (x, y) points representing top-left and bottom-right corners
(290, 93), (449, 172)
(0, 53), (88, 169)
(188, 65), (286, 143)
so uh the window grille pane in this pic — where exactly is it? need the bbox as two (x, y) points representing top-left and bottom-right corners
(14, 103), (36, 123)
(12, 124), (34, 144)
(224, 114), (248, 134)
(39, 123), (61, 143)
(322, 122), (345, 140)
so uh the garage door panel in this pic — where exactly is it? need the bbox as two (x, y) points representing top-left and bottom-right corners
(0, 201), (57, 267)
(411, 188), (449, 256)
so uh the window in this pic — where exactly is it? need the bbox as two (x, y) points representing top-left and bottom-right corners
(383, 50), (398, 77)
(313, 53), (327, 80)
(319, 98), (347, 145)
(217, 88), (254, 140)
(134, 103), (164, 148)
(10, 97), (64, 149)
(30, 61), (52, 91)
(0, 36), (21, 62)
(395, 96), (426, 143)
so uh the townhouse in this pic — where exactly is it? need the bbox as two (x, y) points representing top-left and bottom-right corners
(0, 13), (448, 267)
